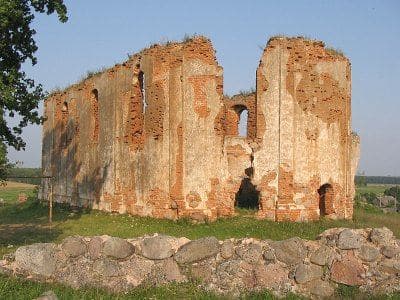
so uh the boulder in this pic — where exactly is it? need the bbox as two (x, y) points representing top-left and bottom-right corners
(148, 258), (186, 284)
(174, 237), (219, 264)
(220, 240), (235, 259)
(139, 235), (174, 260)
(235, 243), (262, 264)
(271, 237), (307, 265)
(337, 229), (362, 250)
(263, 248), (275, 261)
(61, 236), (87, 257)
(88, 237), (103, 259)
(102, 237), (134, 259)
(306, 279), (334, 297)
(310, 245), (334, 266)
(294, 263), (323, 284)
(15, 243), (56, 276)
(379, 258), (400, 274)
(382, 246), (400, 258)
(358, 245), (380, 262)
(255, 262), (289, 289)
(370, 227), (394, 246)
(331, 252), (365, 285)
(93, 258), (120, 277)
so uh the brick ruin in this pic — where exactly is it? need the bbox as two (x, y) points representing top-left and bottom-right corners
(41, 36), (360, 221)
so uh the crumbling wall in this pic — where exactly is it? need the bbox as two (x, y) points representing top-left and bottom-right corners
(41, 37), (233, 221)
(41, 36), (359, 222)
(180, 38), (230, 220)
(254, 37), (357, 221)
(42, 61), (137, 211)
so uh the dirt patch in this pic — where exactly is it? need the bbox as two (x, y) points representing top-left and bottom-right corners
(1, 182), (37, 189)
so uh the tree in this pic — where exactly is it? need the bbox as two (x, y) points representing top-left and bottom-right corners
(355, 175), (367, 187)
(0, 0), (67, 152)
(0, 142), (13, 184)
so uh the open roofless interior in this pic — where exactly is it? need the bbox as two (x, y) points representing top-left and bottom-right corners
(40, 36), (360, 222)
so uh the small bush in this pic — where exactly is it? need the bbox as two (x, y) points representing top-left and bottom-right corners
(325, 47), (345, 57)
(237, 87), (256, 96)
(362, 192), (378, 205)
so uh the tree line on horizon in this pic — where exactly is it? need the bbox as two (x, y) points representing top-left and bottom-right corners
(3, 168), (400, 187)
(355, 175), (400, 186)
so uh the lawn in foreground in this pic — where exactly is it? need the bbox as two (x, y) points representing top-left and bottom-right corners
(2, 274), (399, 300)
(0, 187), (399, 256)
(0, 185), (399, 299)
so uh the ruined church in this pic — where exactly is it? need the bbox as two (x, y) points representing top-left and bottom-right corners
(41, 36), (360, 222)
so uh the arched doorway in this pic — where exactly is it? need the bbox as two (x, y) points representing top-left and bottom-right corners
(318, 183), (334, 216)
(235, 167), (260, 210)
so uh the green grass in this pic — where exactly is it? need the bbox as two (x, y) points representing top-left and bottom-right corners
(0, 275), (221, 300)
(0, 187), (35, 204)
(0, 185), (399, 299)
(0, 185), (399, 255)
(335, 284), (400, 300)
(355, 184), (391, 196)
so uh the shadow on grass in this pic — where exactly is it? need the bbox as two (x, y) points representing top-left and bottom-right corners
(0, 224), (61, 249)
(0, 196), (91, 252)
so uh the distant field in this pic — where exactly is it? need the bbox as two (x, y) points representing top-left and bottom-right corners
(1, 181), (37, 189)
(0, 182), (36, 204)
(355, 184), (391, 195)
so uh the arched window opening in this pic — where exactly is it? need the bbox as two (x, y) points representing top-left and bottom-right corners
(235, 167), (259, 211)
(60, 101), (69, 149)
(228, 104), (248, 137)
(318, 183), (334, 216)
(238, 109), (248, 137)
(138, 71), (147, 113)
(91, 89), (99, 142)
(61, 101), (68, 114)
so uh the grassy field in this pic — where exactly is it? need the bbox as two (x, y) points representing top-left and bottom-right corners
(355, 184), (390, 196)
(0, 183), (399, 299)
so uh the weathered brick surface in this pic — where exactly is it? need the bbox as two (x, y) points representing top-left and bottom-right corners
(41, 36), (359, 221)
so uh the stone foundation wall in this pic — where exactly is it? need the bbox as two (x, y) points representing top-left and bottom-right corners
(1, 228), (399, 298)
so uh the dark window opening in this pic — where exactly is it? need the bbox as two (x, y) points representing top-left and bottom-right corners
(138, 71), (147, 113)
(92, 89), (98, 101)
(91, 89), (99, 142)
(318, 183), (333, 216)
(61, 101), (68, 113)
(235, 167), (259, 210)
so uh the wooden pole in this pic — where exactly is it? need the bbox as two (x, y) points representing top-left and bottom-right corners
(49, 179), (53, 224)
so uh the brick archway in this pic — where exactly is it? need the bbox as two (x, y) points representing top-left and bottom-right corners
(318, 183), (335, 216)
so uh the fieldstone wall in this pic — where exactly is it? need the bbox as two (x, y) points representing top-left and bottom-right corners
(1, 228), (399, 298)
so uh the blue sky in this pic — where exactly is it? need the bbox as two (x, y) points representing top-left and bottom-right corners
(8, 0), (400, 176)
